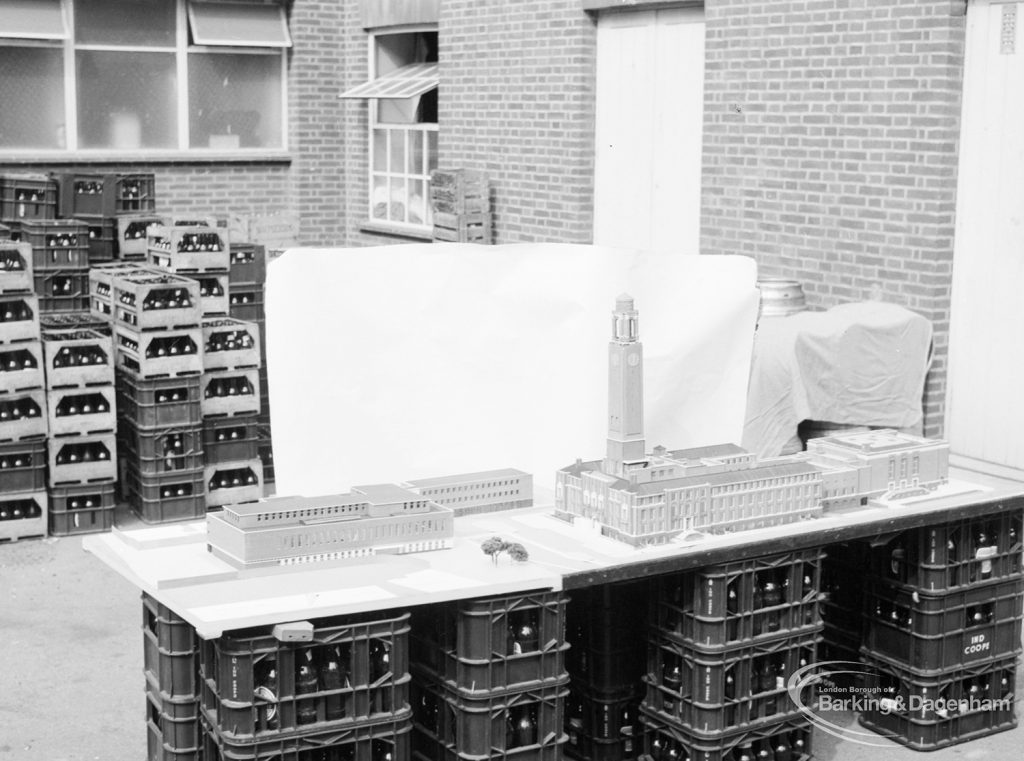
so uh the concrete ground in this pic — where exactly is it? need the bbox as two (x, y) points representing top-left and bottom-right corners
(0, 511), (1020, 761)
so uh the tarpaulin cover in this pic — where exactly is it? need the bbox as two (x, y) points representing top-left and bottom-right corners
(265, 243), (759, 496)
(742, 301), (933, 459)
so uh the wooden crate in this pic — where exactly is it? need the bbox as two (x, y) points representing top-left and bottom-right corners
(432, 212), (493, 244)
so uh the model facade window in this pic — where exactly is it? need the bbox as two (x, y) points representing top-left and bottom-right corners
(342, 28), (439, 233)
(0, 0), (289, 153)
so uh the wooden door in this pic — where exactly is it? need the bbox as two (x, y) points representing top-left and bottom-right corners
(593, 7), (705, 253)
(947, 0), (1024, 477)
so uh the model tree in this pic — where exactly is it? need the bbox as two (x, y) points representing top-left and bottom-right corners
(481, 536), (529, 564)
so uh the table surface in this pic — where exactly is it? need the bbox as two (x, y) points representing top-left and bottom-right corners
(83, 467), (1024, 639)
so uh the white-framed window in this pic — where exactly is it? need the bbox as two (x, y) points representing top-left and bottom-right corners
(0, 0), (290, 154)
(341, 27), (438, 234)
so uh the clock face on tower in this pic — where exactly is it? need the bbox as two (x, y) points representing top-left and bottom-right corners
(628, 353), (640, 366)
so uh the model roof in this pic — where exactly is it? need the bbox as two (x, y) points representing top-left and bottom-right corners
(405, 467), (529, 488)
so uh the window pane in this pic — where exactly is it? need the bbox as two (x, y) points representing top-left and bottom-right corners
(410, 132), (424, 175)
(389, 129), (405, 175)
(0, 46), (64, 148)
(373, 129), (387, 171)
(77, 51), (177, 149)
(188, 1), (291, 47)
(189, 53), (282, 149)
(0, 0), (66, 40)
(389, 178), (407, 223)
(74, 0), (175, 46)
(427, 130), (438, 172)
(371, 176), (388, 220)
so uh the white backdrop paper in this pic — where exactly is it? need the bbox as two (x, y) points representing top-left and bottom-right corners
(265, 243), (759, 496)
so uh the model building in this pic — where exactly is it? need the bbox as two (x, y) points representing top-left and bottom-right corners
(553, 295), (949, 546)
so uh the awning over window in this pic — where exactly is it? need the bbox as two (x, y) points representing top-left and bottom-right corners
(188, 1), (292, 48)
(340, 63), (439, 100)
(0, 0), (68, 40)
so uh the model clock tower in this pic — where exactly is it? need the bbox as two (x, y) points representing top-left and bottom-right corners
(604, 294), (646, 476)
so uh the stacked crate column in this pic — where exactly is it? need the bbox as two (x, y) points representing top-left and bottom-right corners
(1, 272), (47, 541)
(42, 327), (117, 535)
(856, 511), (1024, 750)
(409, 590), (570, 761)
(19, 219), (91, 316)
(641, 550), (824, 761)
(564, 580), (649, 761)
(429, 170), (492, 244)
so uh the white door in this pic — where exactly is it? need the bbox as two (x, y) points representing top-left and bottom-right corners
(947, 0), (1024, 477)
(593, 7), (705, 253)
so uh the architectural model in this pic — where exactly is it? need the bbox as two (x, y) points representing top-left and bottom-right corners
(206, 469), (534, 567)
(553, 295), (949, 546)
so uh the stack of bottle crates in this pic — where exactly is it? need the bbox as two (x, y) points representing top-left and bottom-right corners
(817, 540), (869, 683)
(641, 551), (823, 761)
(856, 511), (1023, 750)
(56, 172), (157, 264)
(0, 240), (48, 541)
(227, 241), (274, 492)
(41, 323), (117, 535)
(200, 315), (264, 510)
(409, 590), (570, 761)
(197, 608), (412, 761)
(564, 580), (648, 761)
(18, 217), (91, 316)
(429, 170), (492, 244)
(98, 266), (208, 523)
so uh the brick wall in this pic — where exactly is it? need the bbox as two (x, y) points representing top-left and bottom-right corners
(439, 0), (597, 244)
(700, 0), (966, 437)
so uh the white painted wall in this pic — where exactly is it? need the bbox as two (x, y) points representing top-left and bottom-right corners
(947, 0), (1024, 476)
(593, 7), (705, 254)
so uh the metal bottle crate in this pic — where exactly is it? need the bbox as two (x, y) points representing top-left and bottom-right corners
(229, 242), (267, 286)
(116, 374), (202, 429)
(228, 283), (265, 323)
(0, 388), (47, 443)
(410, 591), (569, 697)
(0, 173), (57, 221)
(857, 653), (1018, 750)
(47, 480), (116, 536)
(0, 339), (43, 395)
(203, 414), (260, 463)
(643, 630), (820, 737)
(148, 225), (230, 274)
(202, 713), (412, 761)
(46, 384), (116, 437)
(0, 241), (33, 294)
(202, 317), (261, 371)
(201, 368), (261, 418)
(0, 490), (47, 542)
(652, 549), (824, 652)
(89, 260), (154, 319)
(119, 420), (205, 475)
(871, 510), (1024, 593)
(204, 457), (264, 508)
(411, 677), (568, 761)
(639, 712), (812, 761)
(42, 327), (114, 389)
(114, 325), (204, 380)
(47, 431), (117, 486)
(199, 610), (411, 741)
(144, 594), (201, 700)
(0, 437), (47, 492)
(125, 465), (206, 524)
(146, 676), (202, 758)
(111, 270), (203, 331)
(0, 292), (41, 344)
(564, 686), (642, 761)
(56, 172), (156, 217)
(862, 575), (1024, 674)
(118, 214), (165, 260)
(33, 269), (90, 314)
(19, 218), (90, 271)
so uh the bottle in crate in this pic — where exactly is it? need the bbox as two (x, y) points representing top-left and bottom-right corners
(147, 224), (230, 274)
(0, 388), (48, 443)
(1, 173), (57, 220)
(201, 368), (260, 419)
(201, 317), (261, 371)
(42, 327), (114, 389)
(204, 458), (263, 508)
(110, 270), (202, 332)
(126, 465), (206, 524)
(1, 292), (41, 344)
(48, 432), (117, 486)
(57, 172), (156, 218)
(47, 481), (116, 536)
(229, 242), (267, 286)
(114, 325), (204, 380)
(0, 339), (43, 395)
